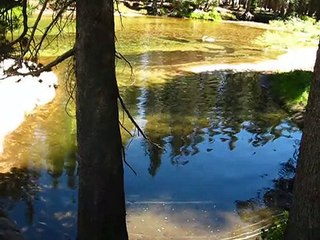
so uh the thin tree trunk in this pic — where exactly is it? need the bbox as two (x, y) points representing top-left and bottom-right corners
(285, 43), (320, 239)
(245, 0), (252, 12)
(76, 0), (128, 239)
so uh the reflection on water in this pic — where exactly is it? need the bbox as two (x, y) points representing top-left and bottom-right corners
(0, 17), (301, 239)
(124, 72), (300, 206)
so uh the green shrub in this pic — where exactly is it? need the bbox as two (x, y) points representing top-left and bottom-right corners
(170, 0), (195, 18)
(190, 9), (222, 21)
(208, 9), (222, 21)
(157, 7), (168, 16)
(190, 10), (204, 19)
(221, 12), (237, 20)
(269, 17), (319, 34)
(300, 15), (316, 23)
(255, 16), (319, 50)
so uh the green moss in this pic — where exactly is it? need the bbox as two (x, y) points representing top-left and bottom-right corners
(269, 70), (312, 111)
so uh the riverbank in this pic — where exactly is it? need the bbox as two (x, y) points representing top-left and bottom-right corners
(183, 47), (317, 73)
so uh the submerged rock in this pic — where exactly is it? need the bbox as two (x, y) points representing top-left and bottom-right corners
(201, 36), (215, 43)
(0, 59), (58, 154)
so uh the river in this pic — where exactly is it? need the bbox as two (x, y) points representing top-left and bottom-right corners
(0, 17), (301, 239)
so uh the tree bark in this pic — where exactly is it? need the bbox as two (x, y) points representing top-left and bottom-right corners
(76, 0), (128, 239)
(285, 43), (320, 239)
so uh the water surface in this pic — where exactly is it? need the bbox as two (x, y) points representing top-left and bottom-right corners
(0, 17), (300, 239)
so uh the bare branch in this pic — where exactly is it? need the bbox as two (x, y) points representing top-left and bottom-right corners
(115, 49), (162, 150)
(114, 0), (124, 28)
(122, 145), (137, 176)
(119, 120), (133, 137)
(64, 57), (76, 117)
(9, 0), (28, 47)
(21, 0), (50, 59)
(20, 47), (75, 76)
(116, 51), (133, 73)
(33, 0), (76, 57)
(118, 95), (164, 150)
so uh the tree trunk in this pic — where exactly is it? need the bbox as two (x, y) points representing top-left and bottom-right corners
(286, 2), (294, 16)
(314, 0), (320, 21)
(285, 43), (320, 239)
(76, 0), (128, 239)
(245, 0), (252, 12)
(297, 0), (306, 15)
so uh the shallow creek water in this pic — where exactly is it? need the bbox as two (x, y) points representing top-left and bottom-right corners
(0, 17), (300, 239)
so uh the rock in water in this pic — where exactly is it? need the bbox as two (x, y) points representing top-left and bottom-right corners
(202, 36), (215, 43)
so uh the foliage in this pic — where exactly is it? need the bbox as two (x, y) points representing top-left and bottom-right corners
(0, 3), (24, 58)
(250, 0), (258, 11)
(124, 0), (320, 21)
(269, 70), (312, 110)
(220, 12), (237, 20)
(169, 0), (196, 17)
(254, 17), (319, 50)
(269, 17), (320, 34)
(190, 9), (222, 21)
(261, 211), (289, 240)
(0, 0), (76, 63)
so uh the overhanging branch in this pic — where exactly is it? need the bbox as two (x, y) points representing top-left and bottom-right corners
(20, 47), (75, 76)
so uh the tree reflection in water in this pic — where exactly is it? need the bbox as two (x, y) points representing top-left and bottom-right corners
(0, 168), (40, 224)
(235, 139), (299, 221)
(129, 72), (294, 175)
(0, 71), (301, 239)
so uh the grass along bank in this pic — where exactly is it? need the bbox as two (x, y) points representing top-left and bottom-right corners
(269, 70), (312, 111)
(268, 70), (313, 128)
(254, 17), (320, 51)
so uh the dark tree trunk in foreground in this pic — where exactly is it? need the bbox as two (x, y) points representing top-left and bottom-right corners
(76, 0), (128, 239)
(285, 43), (320, 239)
